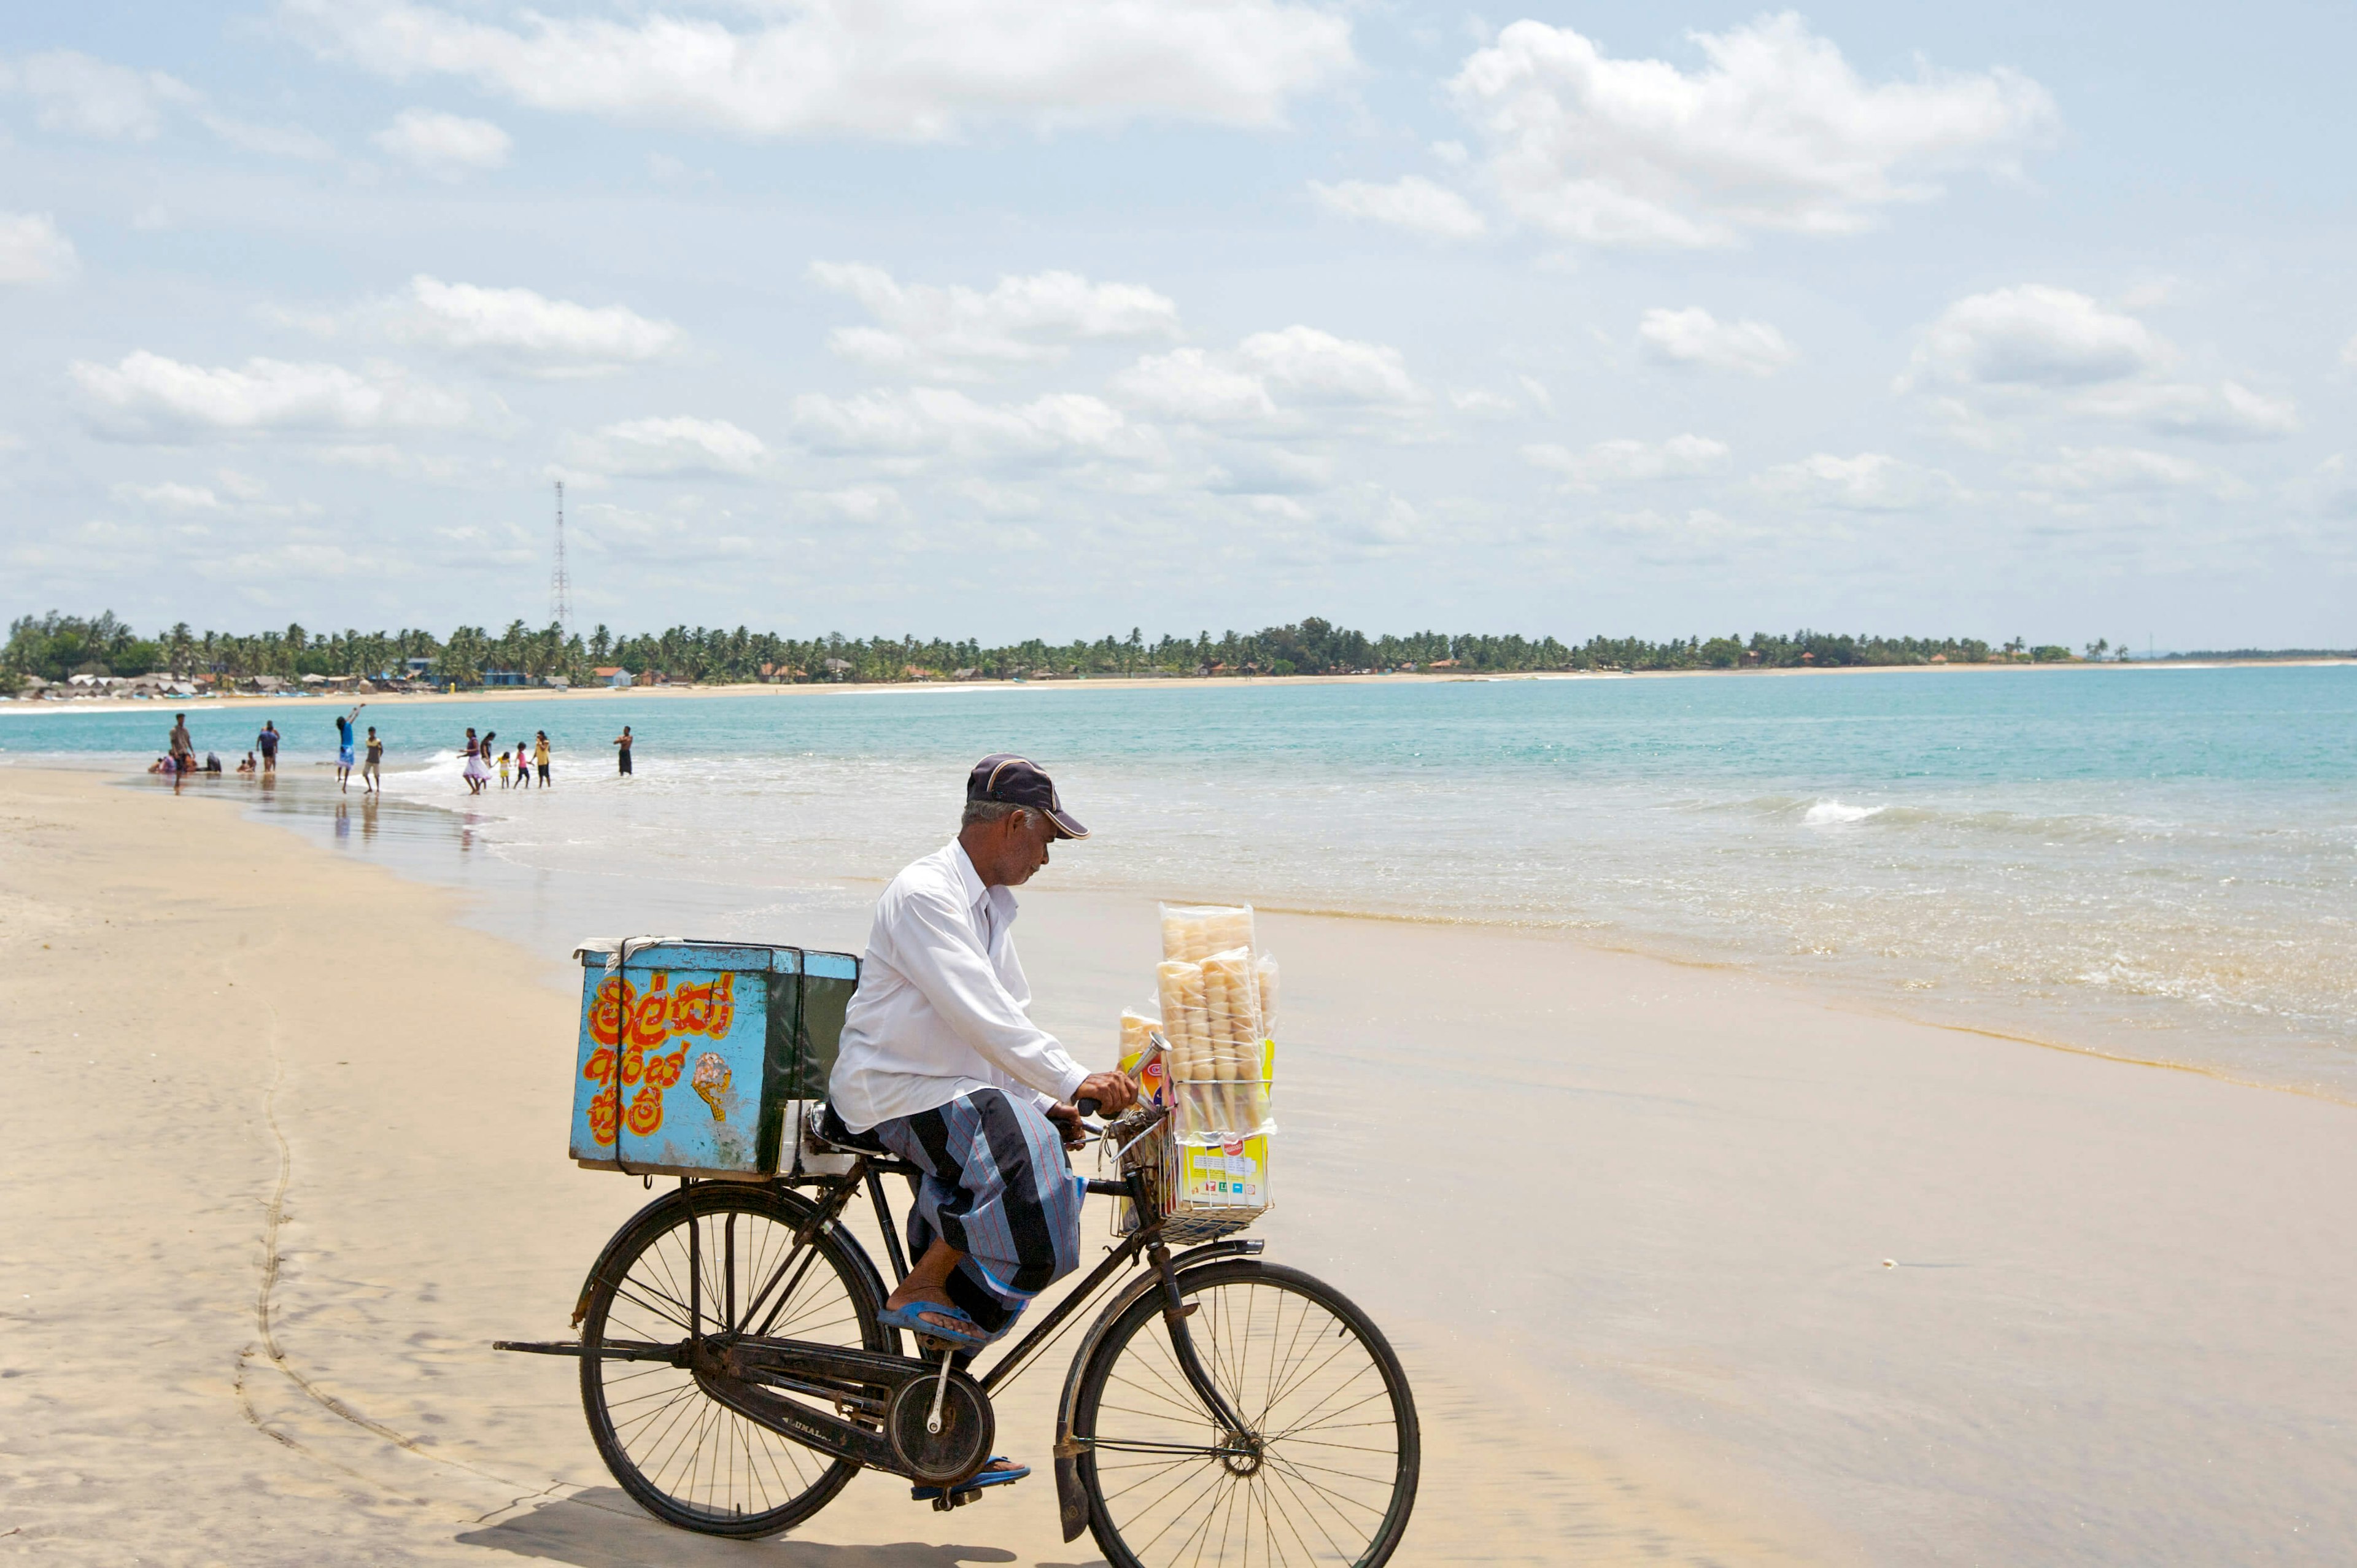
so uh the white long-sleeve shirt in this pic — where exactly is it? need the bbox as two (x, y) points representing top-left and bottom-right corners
(829, 841), (1088, 1131)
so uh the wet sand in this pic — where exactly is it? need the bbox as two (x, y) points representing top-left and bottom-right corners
(2, 767), (2351, 1564)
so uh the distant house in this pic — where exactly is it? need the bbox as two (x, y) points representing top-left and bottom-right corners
(482, 669), (528, 687)
(594, 666), (633, 689)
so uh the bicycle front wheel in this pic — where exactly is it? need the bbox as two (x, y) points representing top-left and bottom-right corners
(1072, 1259), (1420, 1568)
(578, 1181), (893, 1537)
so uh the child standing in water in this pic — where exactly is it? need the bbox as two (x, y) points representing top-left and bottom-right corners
(497, 749), (512, 789)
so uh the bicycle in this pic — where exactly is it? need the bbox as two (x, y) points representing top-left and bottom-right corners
(500, 1095), (1420, 1566)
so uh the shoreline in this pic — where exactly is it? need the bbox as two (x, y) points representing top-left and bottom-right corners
(34, 757), (2351, 1110)
(66, 757), (2357, 1110)
(6, 654), (2351, 718)
(8, 764), (2353, 1562)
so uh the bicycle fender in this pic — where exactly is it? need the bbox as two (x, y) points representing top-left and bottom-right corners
(1049, 1238), (1263, 1543)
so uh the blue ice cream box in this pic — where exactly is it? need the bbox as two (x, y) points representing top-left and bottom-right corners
(570, 939), (859, 1178)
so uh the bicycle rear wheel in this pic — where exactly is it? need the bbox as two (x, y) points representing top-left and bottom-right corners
(578, 1182), (894, 1537)
(1072, 1259), (1420, 1568)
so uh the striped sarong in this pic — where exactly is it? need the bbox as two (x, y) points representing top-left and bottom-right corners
(872, 1087), (1085, 1335)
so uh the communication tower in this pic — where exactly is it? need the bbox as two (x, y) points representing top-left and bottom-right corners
(550, 480), (573, 633)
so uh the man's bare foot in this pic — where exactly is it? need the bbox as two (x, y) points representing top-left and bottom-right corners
(883, 1285), (969, 1335)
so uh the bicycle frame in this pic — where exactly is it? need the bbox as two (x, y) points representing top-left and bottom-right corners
(494, 1144), (1266, 1537)
(775, 1152), (1264, 1539)
(778, 1155), (1255, 1419)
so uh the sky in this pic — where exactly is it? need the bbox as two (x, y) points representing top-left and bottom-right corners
(2, 2), (2353, 649)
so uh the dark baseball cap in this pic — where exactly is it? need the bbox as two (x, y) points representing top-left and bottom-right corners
(967, 754), (1088, 840)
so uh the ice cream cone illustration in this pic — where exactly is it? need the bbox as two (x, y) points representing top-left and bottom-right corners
(691, 1052), (730, 1121)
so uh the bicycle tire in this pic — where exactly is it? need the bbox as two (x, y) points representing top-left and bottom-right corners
(1072, 1259), (1420, 1568)
(578, 1182), (894, 1537)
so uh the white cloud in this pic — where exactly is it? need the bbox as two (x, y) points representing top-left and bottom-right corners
(4, 51), (330, 161)
(1523, 434), (1728, 489)
(810, 262), (1177, 379)
(1903, 285), (2299, 444)
(0, 212), (78, 284)
(2013, 446), (2234, 496)
(1447, 15), (2056, 247)
(2294, 455), (2357, 519)
(791, 387), (1163, 466)
(1753, 451), (1954, 511)
(69, 352), (473, 441)
(565, 416), (770, 477)
(1110, 348), (1280, 425)
(1517, 374), (1555, 415)
(393, 275), (679, 375)
(1309, 176), (1486, 240)
(112, 481), (225, 511)
(815, 484), (902, 522)
(1902, 285), (2170, 389)
(371, 107), (512, 173)
(203, 114), (336, 161)
(1639, 307), (1797, 377)
(1237, 326), (1422, 407)
(2071, 379), (2301, 442)
(7, 50), (199, 141)
(1205, 446), (1334, 495)
(1448, 387), (1517, 415)
(2343, 336), (2357, 370)
(284, 0), (1354, 141)
(1107, 326), (1422, 431)
(312, 442), (472, 484)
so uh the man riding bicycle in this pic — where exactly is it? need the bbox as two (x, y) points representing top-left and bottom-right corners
(827, 755), (1137, 1496)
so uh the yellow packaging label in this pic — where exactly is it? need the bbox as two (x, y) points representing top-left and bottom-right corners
(1177, 1134), (1269, 1208)
(1118, 1045), (1171, 1107)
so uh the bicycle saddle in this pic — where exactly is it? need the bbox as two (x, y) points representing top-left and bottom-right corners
(808, 1101), (889, 1155)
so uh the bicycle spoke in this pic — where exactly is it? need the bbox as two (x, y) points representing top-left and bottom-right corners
(586, 1191), (875, 1534)
(1082, 1266), (1411, 1568)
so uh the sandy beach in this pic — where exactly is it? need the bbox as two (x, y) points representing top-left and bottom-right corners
(4, 766), (2353, 1564)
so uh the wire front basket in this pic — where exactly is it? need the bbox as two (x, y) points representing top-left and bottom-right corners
(1105, 1100), (1271, 1244)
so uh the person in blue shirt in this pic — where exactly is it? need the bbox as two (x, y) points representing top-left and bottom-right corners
(335, 703), (366, 793)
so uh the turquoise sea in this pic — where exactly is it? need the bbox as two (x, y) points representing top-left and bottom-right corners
(7, 664), (2353, 1095)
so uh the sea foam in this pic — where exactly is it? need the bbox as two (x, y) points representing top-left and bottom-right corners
(1803, 799), (1886, 825)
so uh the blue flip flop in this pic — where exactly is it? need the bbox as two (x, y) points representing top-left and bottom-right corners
(911, 1456), (1030, 1502)
(876, 1299), (995, 1352)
